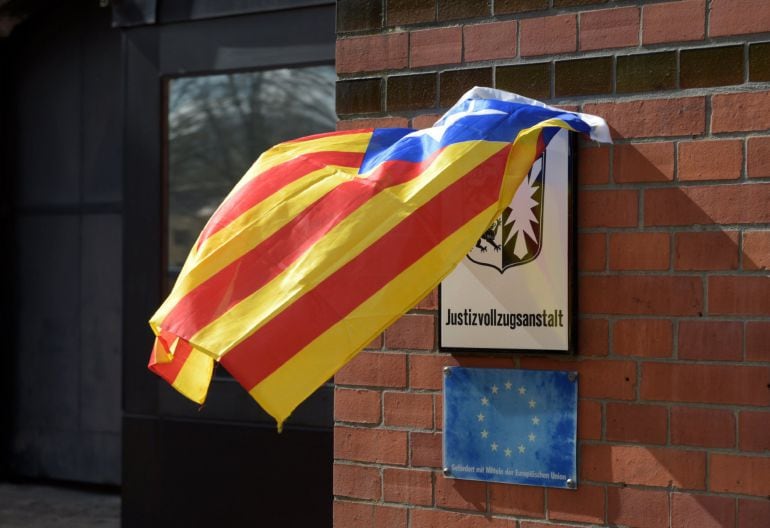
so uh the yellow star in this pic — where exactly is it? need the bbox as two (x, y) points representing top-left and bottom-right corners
(481, 429), (489, 439)
(528, 433), (536, 442)
(477, 412), (485, 422)
(504, 448), (512, 457)
(481, 396), (489, 406)
(491, 442), (498, 452)
(532, 416), (540, 426)
(518, 386), (526, 395)
(518, 444), (526, 454)
(491, 385), (499, 394)
(528, 399), (537, 408)
(504, 381), (512, 390)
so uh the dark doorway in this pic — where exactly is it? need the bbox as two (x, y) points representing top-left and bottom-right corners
(121, 3), (335, 527)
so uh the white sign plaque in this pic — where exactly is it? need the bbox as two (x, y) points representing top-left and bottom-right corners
(440, 129), (573, 352)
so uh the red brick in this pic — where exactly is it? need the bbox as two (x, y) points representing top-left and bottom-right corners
(580, 7), (640, 51)
(710, 276), (770, 316)
(613, 142), (674, 183)
(582, 444), (706, 488)
(335, 426), (408, 464)
(672, 493), (735, 528)
(710, 0), (770, 37)
(385, 314), (435, 350)
(409, 354), (516, 390)
(489, 484), (545, 517)
(335, 352), (407, 388)
(548, 484), (605, 524)
(414, 288), (437, 310)
(463, 20), (517, 62)
(641, 363), (770, 406)
(334, 388), (382, 424)
(675, 231), (739, 271)
(748, 136), (770, 178)
(333, 500), (407, 528)
(386, 0), (434, 26)
(435, 475), (486, 511)
(711, 454), (770, 496)
(410, 355), (454, 390)
(411, 432), (442, 468)
(746, 322), (770, 361)
(412, 509), (517, 528)
(679, 140), (743, 181)
(713, 91), (770, 133)
(333, 463), (381, 500)
(520, 14), (577, 57)
(643, 0), (706, 45)
(579, 399), (602, 440)
(382, 468), (432, 505)
(577, 145), (610, 185)
(608, 487), (669, 528)
(520, 523), (574, 528)
(613, 319), (673, 358)
(584, 97), (705, 139)
(383, 391), (433, 429)
(580, 276), (703, 316)
(671, 406), (736, 448)
(738, 498), (770, 528)
(519, 358), (637, 400)
(744, 231), (770, 271)
(410, 27), (461, 68)
(337, 117), (409, 131)
(606, 403), (667, 444)
(365, 334), (383, 350)
(578, 233), (606, 272)
(609, 232), (670, 271)
(678, 320), (743, 361)
(645, 184), (770, 226)
(412, 113), (441, 129)
(739, 411), (770, 452)
(578, 318), (608, 356)
(336, 33), (408, 73)
(578, 189), (638, 228)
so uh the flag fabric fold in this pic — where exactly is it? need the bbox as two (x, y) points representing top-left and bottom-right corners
(148, 87), (611, 430)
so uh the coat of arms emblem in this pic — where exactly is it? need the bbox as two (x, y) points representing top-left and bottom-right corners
(467, 153), (546, 273)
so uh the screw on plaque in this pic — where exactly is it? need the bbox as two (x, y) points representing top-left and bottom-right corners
(444, 366), (452, 376)
(566, 479), (576, 489)
(443, 467), (452, 477)
(568, 372), (578, 382)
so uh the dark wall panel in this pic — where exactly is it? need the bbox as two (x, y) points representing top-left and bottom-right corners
(123, 417), (332, 527)
(15, 13), (81, 207)
(6, 2), (123, 485)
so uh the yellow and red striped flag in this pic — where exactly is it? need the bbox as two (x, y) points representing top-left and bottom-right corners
(148, 87), (610, 429)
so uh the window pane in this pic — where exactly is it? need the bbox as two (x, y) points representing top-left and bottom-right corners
(166, 65), (336, 279)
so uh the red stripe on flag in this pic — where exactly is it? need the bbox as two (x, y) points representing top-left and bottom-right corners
(197, 150), (365, 248)
(161, 152), (444, 339)
(148, 334), (192, 385)
(219, 146), (510, 388)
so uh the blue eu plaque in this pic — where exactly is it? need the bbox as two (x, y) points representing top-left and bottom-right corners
(443, 367), (578, 489)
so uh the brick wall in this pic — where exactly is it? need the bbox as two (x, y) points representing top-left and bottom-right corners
(334, 1), (770, 526)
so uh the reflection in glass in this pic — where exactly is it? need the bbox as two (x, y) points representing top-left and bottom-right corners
(166, 65), (336, 281)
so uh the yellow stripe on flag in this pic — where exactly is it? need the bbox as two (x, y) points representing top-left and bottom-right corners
(249, 203), (500, 428)
(225, 132), (371, 195)
(171, 347), (215, 404)
(188, 140), (508, 357)
(151, 163), (362, 330)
